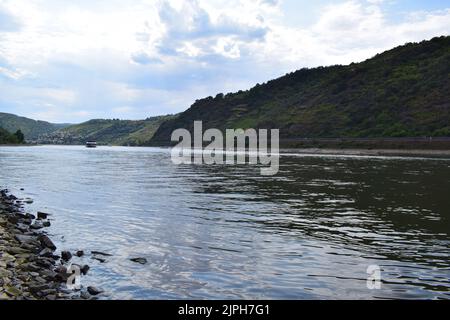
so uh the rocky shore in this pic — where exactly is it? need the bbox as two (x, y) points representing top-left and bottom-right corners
(0, 189), (99, 300)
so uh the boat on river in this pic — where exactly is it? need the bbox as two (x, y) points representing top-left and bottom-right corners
(86, 141), (97, 148)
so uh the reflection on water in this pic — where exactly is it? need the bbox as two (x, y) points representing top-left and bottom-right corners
(0, 145), (449, 299)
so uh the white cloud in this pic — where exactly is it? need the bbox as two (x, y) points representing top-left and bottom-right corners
(0, 2), (21, 32)
(0, 0), (449, 122)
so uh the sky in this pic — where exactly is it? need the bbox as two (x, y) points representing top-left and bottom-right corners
(0, 0), (449, 123)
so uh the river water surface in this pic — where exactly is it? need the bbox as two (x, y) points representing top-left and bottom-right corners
(0, 146), (449, 299)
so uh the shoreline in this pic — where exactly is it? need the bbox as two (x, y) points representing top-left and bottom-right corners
(281, 148), (450, 159)
(2, 144), (450, 159)
(0, 189), (97, 300)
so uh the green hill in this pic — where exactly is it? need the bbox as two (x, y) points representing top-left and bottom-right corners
(38, 115), (175, 146)
(150, 36), (450, 146)
(0, 113), (69, 141)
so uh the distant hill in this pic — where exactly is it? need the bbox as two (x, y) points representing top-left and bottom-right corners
(150, 36), (450, 146)
(0, 113), (69, 141)
(38, 115), (175, 146)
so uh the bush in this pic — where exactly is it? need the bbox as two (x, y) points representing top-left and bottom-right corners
(433, 127), (450, 137)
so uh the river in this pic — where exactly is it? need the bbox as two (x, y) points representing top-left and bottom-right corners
(0, 145), (449, 299)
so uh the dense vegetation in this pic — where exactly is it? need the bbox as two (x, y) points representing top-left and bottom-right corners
(150, 36), (450, 145)
(0, 113), (69, 141)
(38, 115), (175, 146)
(0, 127), (25, 144)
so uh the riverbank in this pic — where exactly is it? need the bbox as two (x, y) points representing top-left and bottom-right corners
(282, 148), (450, 159)
(279, 137), (450, 151)
(2, 144), (450, 160)
(0, 189), (98, 300)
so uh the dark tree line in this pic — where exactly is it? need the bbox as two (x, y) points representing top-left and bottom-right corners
(0, 128), (25, 144)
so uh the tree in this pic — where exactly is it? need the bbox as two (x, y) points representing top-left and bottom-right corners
(14, 130), (25, 143)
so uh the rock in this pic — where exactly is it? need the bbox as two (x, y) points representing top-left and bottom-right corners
(81, 265), (90, 275)
(61, 251), (72, 262)
(80, 291), (91, 300)
(87, 286), (103, 296)
(25, 213), (36, 220)
(39, 269), (58, 280)
(54, 265), (67, 274)
(20, 263), (40, 272)
(14, 234), (35, 244)
(43, 221), (51, 227)
(39, 248), (55, 258)
(41, 289), (57, 296)
(0, 293), (10, 300)
(16, 213), (27, 219)
(36, 258), (54, 269)
(5, 285), (22, 297)
(37, 212), (49, 220)
(29, 284), (49, 297)
(20, 243), (40, 253)
(54, 265), (69, 282)
(75, 250), (84, 257)
(130, 257), (148, 265)
(7, 216), (19, 224)
(91, 251), (112, 257)
(24, 199), (33, 204)
(30, 221), (44, 230)
(39, 235), (57, 251)
(7, 246), (28, 255)
(16, 224), (30, 233)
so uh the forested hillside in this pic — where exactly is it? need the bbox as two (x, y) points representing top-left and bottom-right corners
(150, 36), (450, 145)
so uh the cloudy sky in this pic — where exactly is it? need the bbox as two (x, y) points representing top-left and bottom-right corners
(0, 0), (449, 123)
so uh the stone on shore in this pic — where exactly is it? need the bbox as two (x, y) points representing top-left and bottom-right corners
(81, 265), (90, 275)
(37, 212), (49, 220)
(91, 251), (112, 257)
(39, 235), (56, 251)
(30, 221), (44, 230)
(130, 257), (148, 265)
(75, 250), (84, 257)
(1, 189), (100, 300)
(87, 286), (103, 296)
(61, 251), (72, 262)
